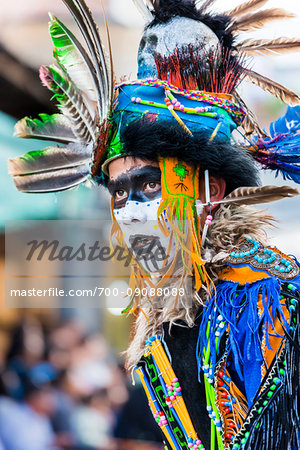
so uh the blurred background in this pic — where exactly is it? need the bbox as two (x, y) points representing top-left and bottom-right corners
(0, 0), (299, 448)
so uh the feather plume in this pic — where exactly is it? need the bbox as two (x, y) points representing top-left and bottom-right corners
(132, 0), (153, 20)
(214, 185), (299, 206)
(49, 14), (99, 117)
(14, 114), (77, 144)
(197, 0), (217, 14)
(11, 165), (90, 193)
(225, 0), (268, 19)
(61, 0), (111, 121)
(238, 38), (300, 56)
(245, 70), (300, 106)
(39, 65), (96, 142)
(8, 143), (92, 176)
(228, 9), (295, 34)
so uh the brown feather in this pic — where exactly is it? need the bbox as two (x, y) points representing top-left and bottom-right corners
(217, 185), (299, 206)
(198, 0), (217, 13)
(229, 9), (295, 33)
(238, 38), (300, 56)
(225, 0), (268, 19)
(245, 70), (300, 106)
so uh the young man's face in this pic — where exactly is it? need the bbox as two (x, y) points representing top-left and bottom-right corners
(107, 157), (225, 272)
(107, 157), (175, 272)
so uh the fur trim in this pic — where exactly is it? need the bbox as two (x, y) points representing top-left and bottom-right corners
(125, 203), (275, 370)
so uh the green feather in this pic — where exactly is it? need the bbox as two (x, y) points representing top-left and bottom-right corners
(14, 113), (78, 143)
(48, 14), (100, 117)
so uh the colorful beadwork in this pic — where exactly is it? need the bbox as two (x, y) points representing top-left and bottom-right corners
(228, 237), (299, 280)
(119, 79), (246, 126)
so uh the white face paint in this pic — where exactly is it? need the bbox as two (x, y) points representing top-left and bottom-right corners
(137, 17), (219, 78)
(114, 198), (204, 273)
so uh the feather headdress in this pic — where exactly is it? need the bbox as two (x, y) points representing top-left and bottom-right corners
(8, 0), (300, 195)
(9, 1), (115, 193)
(134, 0), (300, 137)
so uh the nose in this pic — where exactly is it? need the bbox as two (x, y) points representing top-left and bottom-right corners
(121, 201), (148, 224)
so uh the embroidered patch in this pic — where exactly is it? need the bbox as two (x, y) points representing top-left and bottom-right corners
(227, 238), (299, 280)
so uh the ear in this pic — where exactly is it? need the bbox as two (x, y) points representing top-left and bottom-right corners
(207, 176), (226, 212)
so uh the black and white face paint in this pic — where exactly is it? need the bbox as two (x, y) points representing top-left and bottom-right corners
(138, 17), (219, 78)
(108, 164), (204, 273)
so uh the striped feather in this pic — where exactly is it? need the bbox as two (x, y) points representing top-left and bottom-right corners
(39, 65), (96, 142)
(14, 114), (77, 144)
(216, 185), (299, 206)
(61, 0), (111, 121)
(228, 9), (294, 34)
(8, 143), (92, 176)
(49, 14), (99, 118)
(11, 165), (90, 193)
(238, 38), (300, 56)
(225, 0), (268, 19)
(245, 70), (300, 106)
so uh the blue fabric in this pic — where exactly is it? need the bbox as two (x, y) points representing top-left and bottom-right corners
(196, 262), (299, 407)
(257, 106), (300, 183)
(115, 84), (236, 139)
(269, 106), (300, 137)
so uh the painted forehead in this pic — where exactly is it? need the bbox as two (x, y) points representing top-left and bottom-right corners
(107, 165), (161, 190)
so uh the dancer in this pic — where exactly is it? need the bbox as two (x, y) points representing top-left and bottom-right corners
(9, 1), (300, 448)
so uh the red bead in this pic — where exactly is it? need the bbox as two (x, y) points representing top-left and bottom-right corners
(218, 380), (224, 387)
(221, 392), (228, 398)
(220, 401), (225, 406)
(166, 397), (170, 402)
(158, 411), (164, 416)
(226, 433), (232, 440)
(225, 408), (230, 414)
(229, 422), (235, 428)
(218, 371), (224, 378)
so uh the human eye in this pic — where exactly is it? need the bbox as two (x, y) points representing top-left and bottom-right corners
(114, 189), (128, 201)
(144, 181), (161, 193)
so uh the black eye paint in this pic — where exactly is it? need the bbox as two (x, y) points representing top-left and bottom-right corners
(107, 166), (162, 209)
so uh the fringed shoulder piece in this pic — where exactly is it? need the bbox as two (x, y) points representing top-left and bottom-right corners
(223, 237), (299, 281)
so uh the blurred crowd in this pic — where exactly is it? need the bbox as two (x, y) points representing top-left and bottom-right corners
(0, 315), (163, 450)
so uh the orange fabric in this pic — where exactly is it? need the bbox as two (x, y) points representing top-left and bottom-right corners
(219, 265), (271, 284)
(159, 156), (200, 199)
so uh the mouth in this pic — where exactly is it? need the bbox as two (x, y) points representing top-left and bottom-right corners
(129, 234), (159, 252)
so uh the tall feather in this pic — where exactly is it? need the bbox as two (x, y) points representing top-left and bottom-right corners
(225, 0), (268, 19)
(61, 0), (110, 121)
(214, 185), (299, 206)
(238, 38), (300, 56)
(39, 65), (96, 142)
(228, 9), (294, 34)
(14, 114), (77, 144)
(245, 70), (300, 106)
(132, 0), (153, 20)
(8, 143), (92, 175)
(49, 14), (100, 118)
